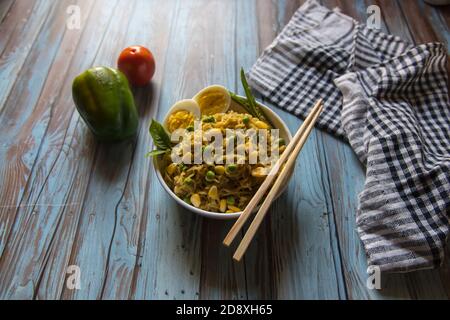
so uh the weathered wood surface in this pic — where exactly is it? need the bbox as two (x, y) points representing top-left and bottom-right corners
(0, 0), (448, 300)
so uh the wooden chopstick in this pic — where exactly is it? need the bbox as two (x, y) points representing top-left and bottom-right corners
(223, 99), (323, 247)
(232, 101), (324, 261)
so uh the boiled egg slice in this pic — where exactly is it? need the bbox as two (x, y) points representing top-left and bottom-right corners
(163, 99), (201, 133)
(193, 85), (231, 116)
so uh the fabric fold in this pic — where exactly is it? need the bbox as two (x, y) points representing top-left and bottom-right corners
(248, 0), (450, 272)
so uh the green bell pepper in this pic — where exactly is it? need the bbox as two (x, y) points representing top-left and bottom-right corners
(72, 66), (139, 142)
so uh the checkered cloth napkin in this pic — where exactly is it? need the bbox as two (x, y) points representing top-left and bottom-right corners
(248, 0), (450, 272)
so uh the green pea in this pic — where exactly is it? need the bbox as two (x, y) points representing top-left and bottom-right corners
(277, 138), (286, 146)
(203, 116), (216, 123)
(205, 170), (215, 182)
(226, 164), (237, 173)
(184, 177), (193, 184)
(226, 196), (235, 205)
(243, 116), (250, 124)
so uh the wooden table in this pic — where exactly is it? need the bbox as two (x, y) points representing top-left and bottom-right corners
(0, 0), (449, 300)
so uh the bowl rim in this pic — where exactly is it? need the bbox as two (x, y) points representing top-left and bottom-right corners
(153, 96), (293, 220)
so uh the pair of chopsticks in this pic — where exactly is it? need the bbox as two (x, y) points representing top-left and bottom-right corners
(223, 99), (324, 261)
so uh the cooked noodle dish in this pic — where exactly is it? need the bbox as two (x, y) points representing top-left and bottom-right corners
(148, 69), (289, 214)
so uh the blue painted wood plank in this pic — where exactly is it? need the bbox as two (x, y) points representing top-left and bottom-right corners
(317, 0), (450, 300)
(241, 0), (347, 299)
(52, 0), (143, 300)
(422, 1), (450, 51)
(322, 135), (449, 299)
(0, 1), (56, 113)
(96, 0), (187, 300)
(439, 245), (450, 297)
(397, 0), (440, 45)
(0, 0), (114, 299)
(132, 0), (242, 300)
(241, 0), (285, 299)
(193, 0), (250, 300)
(371, 0), (414, 43)
(0, 0), (448, 300)
(0, 0), (15, 24)
(0, 0), (77, 259)
(0, 0), (58, 255)
(266, 111), (347, 299)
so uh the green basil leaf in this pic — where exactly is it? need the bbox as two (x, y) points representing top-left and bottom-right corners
(145, 149), (170, 158)
(149, 119), (172, 150)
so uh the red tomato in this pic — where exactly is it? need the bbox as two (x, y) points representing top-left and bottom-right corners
(117, 45), (155, 86)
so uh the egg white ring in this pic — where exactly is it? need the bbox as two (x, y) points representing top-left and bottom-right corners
(163, 99), (201, 132)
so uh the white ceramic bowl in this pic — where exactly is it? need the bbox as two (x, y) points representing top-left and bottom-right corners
(154, 97), (293, 220)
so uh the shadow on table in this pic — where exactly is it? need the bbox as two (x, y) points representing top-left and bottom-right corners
(184, 192), (299, 299)
(86, 82), (155, 182)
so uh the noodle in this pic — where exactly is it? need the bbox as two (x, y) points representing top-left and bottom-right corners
(162, 111), (286, 213)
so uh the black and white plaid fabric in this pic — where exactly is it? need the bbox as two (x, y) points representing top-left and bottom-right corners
(248, 0), (450, 272)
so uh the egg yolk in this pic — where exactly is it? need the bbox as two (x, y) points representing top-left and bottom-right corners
(167, 110), (194, 132)
(196, 91), (227, 115)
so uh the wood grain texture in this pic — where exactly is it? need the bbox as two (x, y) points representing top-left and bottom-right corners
(0, 0), (86, 298)
(250, 0), (348, 300)
(0, 0), (15, 24)
(0, 0), (56, 256)
(0, 0), (448, 300)
(320, 0), (450, 300)
(0, 0), (109, 299)
(59, 0), (140, 300)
